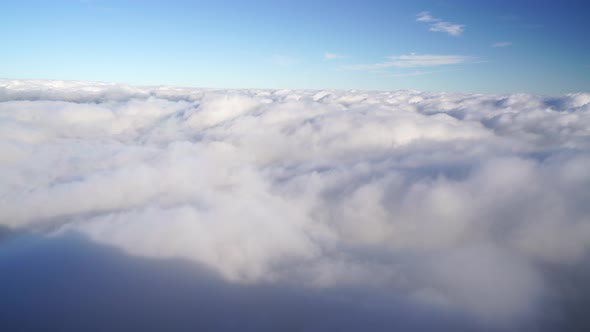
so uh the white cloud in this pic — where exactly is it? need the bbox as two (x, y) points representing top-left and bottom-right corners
(429, 21), (465, 36)
(416, 11), (465, 36)
(492, 42), (513, 47)
(391, 54), (470, 67)
(323, 52), (345, 61)
(342, 54), (471, 71)
(1, 79), (590, 330)
(416, 11), (437, 22)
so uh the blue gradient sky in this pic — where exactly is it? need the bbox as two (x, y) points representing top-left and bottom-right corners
(1, 0), (589, 94)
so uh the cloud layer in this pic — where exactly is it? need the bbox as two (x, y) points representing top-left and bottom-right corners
(1, 79), (590, 330)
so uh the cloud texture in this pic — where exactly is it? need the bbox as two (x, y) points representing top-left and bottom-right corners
(1, 79), (590, 330)
(417, 11), (465, 36)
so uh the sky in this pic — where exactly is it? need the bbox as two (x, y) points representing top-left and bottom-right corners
(1, 0), (589, 94)
(2, 2), (590, 330)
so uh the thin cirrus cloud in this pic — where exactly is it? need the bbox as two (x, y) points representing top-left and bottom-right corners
(388, 69), (460, 77)
(342, 54), (471, 71)
(416, 11), (465, 36)
(323, 52), (346, 61)
(492, 42), (513, 47)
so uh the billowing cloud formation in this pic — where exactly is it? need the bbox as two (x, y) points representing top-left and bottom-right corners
(1, 79), (590, 330)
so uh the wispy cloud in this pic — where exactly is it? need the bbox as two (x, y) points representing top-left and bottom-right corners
(492, 42), (513, 48)
(416, 11), (437, 22)
(429, 21), (465, 36)
(342, 54), (471, 71)
(323, 52), (346, 61)
(416, 11), (465, 36)
(388, 69), (460, 78)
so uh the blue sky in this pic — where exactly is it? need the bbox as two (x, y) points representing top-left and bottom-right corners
(1, 0), (589, 94)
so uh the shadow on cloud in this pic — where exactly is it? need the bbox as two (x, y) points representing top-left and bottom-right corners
(0, 228), (491, 332)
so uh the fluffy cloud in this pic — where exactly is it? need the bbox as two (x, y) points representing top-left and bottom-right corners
(1, 79), (590, 330)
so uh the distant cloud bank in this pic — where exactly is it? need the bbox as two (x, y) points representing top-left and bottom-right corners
(1, 79), (590, 331)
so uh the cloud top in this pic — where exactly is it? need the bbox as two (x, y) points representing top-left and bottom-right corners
(1, 79), (590, 330)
